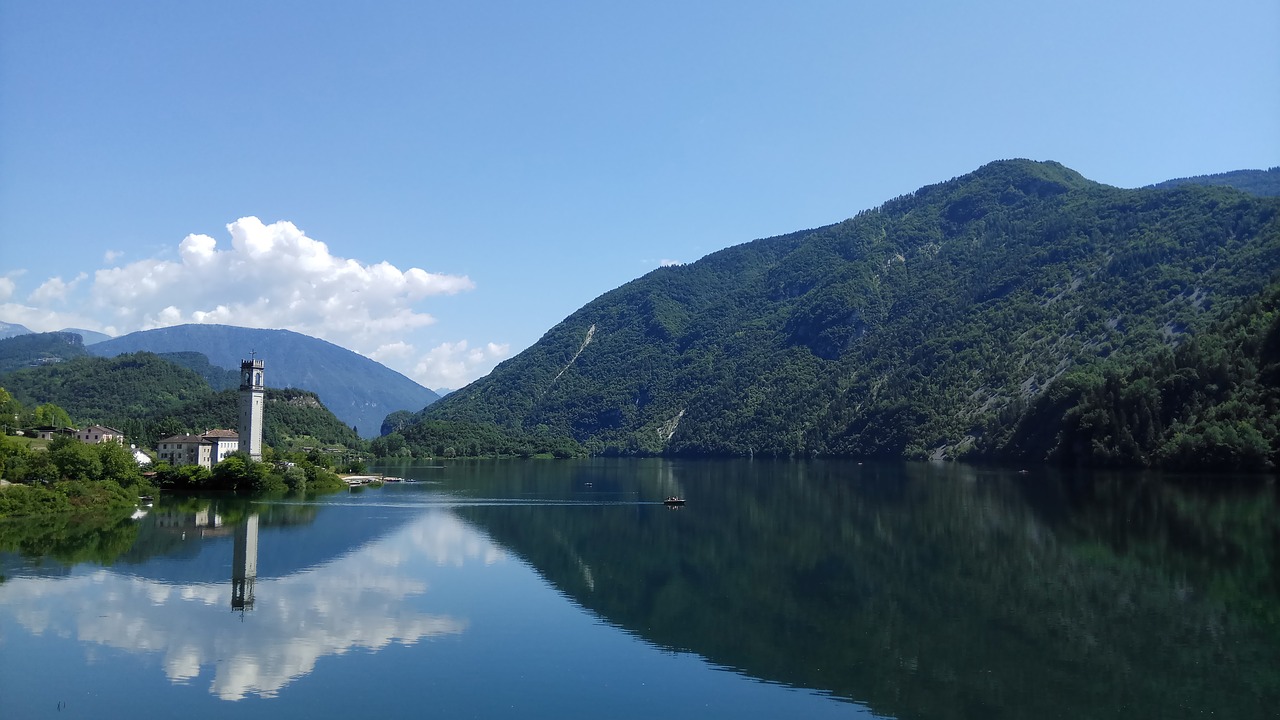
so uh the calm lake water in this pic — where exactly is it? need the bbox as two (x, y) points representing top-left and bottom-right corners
(1, 459), (1276, 719)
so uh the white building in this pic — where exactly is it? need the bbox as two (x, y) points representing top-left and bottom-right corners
(203, 429), (240, 464)
(131, 445), (152, 466)
(156, 429), (240, 470)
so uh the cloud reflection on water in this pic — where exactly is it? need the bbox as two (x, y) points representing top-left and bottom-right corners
(0, 508), (503, 700)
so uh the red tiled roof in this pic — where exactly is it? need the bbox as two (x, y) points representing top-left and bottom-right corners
(83, 424), (124, 434)
(202, 429), (239, 438)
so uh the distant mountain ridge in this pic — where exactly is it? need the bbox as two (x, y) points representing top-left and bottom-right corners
(88, 325), (439, 437)
(0, 323), (112, 344)
(60, 327), (112, 345)
(0, 322), (33, 340)
(418, 159), (1280, 467)
(0, 331), (87, 373)
(1144, 167), (1280, 197)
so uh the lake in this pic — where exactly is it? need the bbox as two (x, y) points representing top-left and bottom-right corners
(1, 459), (1276, 719)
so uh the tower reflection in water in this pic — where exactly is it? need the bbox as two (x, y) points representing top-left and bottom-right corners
(152, 506), (261, 614)
(232, 514), (259, 615)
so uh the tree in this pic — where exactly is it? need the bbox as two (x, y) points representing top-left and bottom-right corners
(50, 441), (102, 481)
(98, 441), (144, 487)
(0, 388), (23, 433)
(370, 432), (407, 457)
(16, 451), (58, 485)
(306, 450), (334, 470)
(155, 463), (211, 490)
(212, 454), (284, 495)
(0, 435), (31, 480)
(282, 465), (308, 492)
(33, 403), (73, 428)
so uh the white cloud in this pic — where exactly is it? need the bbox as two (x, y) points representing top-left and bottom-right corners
(0, 302), (106, 334)
(28, 272), (88, 305)
(413, 340), (510, 389)
(83, 216), (480, 365)
(7, 217), (516, 386)
(658, 259), (683, 267)
(369, 341), (415, 363)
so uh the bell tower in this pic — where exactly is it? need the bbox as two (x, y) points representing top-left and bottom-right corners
(231, 513), (259, 614)
(239, 355), (265, 460)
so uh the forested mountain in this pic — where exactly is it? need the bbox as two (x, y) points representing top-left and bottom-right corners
(0, 332), (88, 373)
(89, 324), (439, 437)
(1, 352), (362, 449)
(0, 325), (112, 345)
(419, 160), (1280, 468)
(145, 387), (362, 451)
(156, 351), (240, 390)
(1146, 167), (1280, 197)
(997, 282), (1280, 469)
(2, 353), (209, 421)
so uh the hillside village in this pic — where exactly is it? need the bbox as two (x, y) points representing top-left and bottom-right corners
(22, 423), (248, 471)
(0, 353), (376, 514)
(4, 357), (267, 474)
(30, 423), (153, 466)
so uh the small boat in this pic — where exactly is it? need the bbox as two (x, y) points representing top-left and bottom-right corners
(663, 497), (686, 506)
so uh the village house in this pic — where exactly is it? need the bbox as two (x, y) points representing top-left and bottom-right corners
(156, 430), (240, 470)
(75, 424), (126, 444)
(34, 426), (77, 441)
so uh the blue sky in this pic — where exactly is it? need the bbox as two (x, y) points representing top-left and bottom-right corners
(2, 1), (1277, 390)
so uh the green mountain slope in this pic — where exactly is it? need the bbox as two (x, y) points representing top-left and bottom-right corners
(155, 351), (241, 390)
(88, 324), (439, 437)
(2, 352), (209, 421)
(0, 332), (89, 373)
(998, 280), (1280, 469)
(149, 387), (363, 450)
(1, 352), (362, 450)
(421, 160), (1280, 465)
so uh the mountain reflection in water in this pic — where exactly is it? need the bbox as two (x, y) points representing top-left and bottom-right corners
(0, 460), (1276, 720)
(445, 459), (1280, 720)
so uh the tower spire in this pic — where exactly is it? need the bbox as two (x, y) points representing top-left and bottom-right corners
(239, 355), (265, 460)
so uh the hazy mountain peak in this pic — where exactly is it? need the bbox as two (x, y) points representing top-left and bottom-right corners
(59, 327), (113, 345)
(0, 321), (33, 340)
